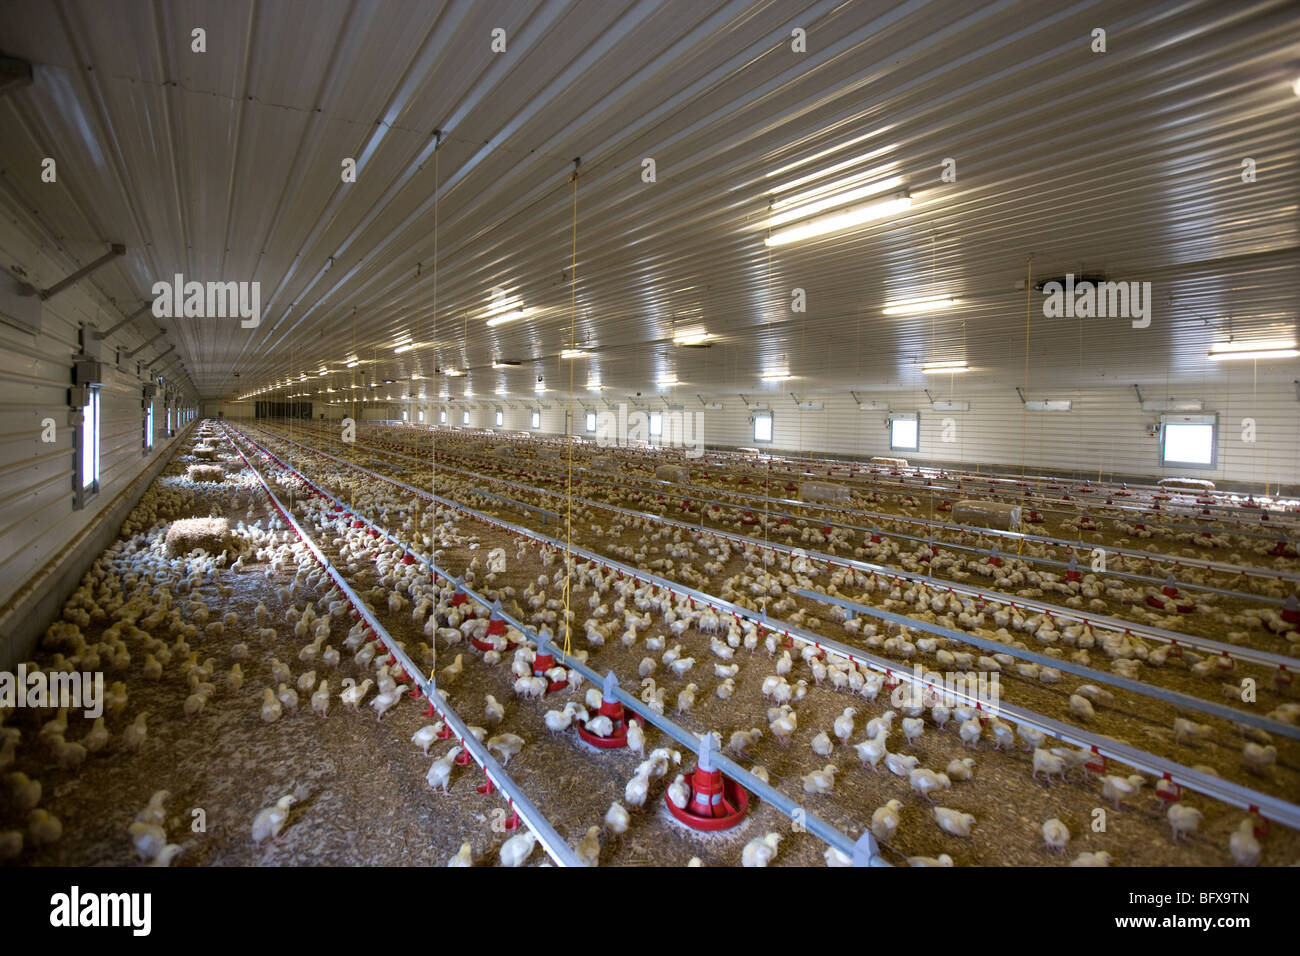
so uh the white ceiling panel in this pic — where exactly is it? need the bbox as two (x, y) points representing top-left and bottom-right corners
(0, 0), (1295, 404)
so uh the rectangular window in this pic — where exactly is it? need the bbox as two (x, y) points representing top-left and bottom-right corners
(585, 411), (596, 433)
(418, 409), (425, 423)
(753, 411), (773, 443)
(78, 387), (101, 502)
(402, 409), (408, 421)
(1161, 415), (1215, 467)
(649, 411), (663, 437)
(495, 410), (504, 427)
(144, 401), (154, 451)
(462, 410), (470, 425)
(439, 409), (446, 424)
(890, 413), (919, 451)
(531, 411), (541, 430)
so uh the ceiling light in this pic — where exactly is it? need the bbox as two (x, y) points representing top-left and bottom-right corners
(767, 176), (905, 228)
(560, 348), (590, 360)
(921, 361), (970, 373)
(318, 369), (328, 376)
(484, 292), (522, 316)
(761, 373), (792, 382)
(394, 343), (414, 354)
(485, 309), (529, 328)
(1207, 345), (1298, 361)
(883, 295), (959, 315)
(765, 191), (911, 246)
(346, 360), (359, 368)
(672, 330), (710, 346)
(657, 376), (679, 387)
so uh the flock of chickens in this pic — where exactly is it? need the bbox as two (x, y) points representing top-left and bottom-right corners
(239, 422), (1296, 866)
(2, 418), (1295, 868)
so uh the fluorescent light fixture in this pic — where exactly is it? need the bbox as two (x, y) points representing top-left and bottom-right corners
(765, 191), (911, 246)
(1207, 343), (1298, 361)
(394, 343), (414, 353)
(657, 376), (679, 387)
(486, 308), (529, 328)
(921, 361), (969, 373)
(345, 360), (359, 368)
(672, 330), (710, 346)
(318, 369), (328, 376)
(761, 373), (792, 382)
(884, 295), (958, 315)
(588, 382), (603, 392)
(442, 367), (464, 377)
(560, 348), (590, 360)
(767, 176), (905, 227)
(483, 294), (522, 317)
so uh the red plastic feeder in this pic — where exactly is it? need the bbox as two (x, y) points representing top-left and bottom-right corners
(665, 734), (748, 832)
(740, 511), (759, 526)
(449, 586), (469, 608)
(530, 633), (567, 694)
(576, 673), (627, 748)
(1282, 596), (1299, 626)
(471, 599), (510, 652)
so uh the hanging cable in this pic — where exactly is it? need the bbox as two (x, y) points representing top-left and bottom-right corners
(562, 158), (580, 657)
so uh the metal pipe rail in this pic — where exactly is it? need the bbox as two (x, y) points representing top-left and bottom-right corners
(794, 589), (1300, 742)
(272, 429), (1298, 674)
(324, 433), (1291, 607)
(226, 432), (583, 867)
(380, 422), (1299, 535)
(237, 424), (1300, 833)
(690, 444), (1299, 529)
(310, 426), (1300, 585)
(228, 425), (886, 865)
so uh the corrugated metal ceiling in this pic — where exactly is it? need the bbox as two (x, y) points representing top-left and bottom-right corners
(1, 0), (1296, 402)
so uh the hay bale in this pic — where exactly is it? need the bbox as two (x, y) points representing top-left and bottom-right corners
(193, 445), (219, 460)
(165, 517), (231, 557)
(871, 456), (909, 468)
(1158, 477), (1215, 492)
(800, 481), (850, 504)
(655, 464), (689, 483)
(187, 464), (225, 483)
(952, 499), (1021, 531)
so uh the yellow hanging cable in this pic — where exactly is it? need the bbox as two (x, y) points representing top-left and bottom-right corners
(1022, 256), (1032, 478)
(1019, 256), (1032, 555)
(430, 135), (439, 518)
(562, 161), (579, 657)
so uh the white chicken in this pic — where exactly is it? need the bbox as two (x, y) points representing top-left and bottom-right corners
(741, 832), (782, 867)
(251, 795), (295, 844)
(933, 806), (975, 837)
(1041, 818), (1070, 853)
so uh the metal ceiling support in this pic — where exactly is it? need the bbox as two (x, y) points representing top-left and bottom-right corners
(1134, 384), (1145, 404)
(1015, 386), (1026, 405)
(92, 302), (151, 339)
(38, 244), (125, 300)
(125, 329), (166, 359)
(923, 388), (935, 406)
(0, 55), (32, 96)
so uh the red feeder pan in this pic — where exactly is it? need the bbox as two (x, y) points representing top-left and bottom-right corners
(576, 697), (628, 748)
(665, 736), (748, 831)
(531, 649), (567, 694)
